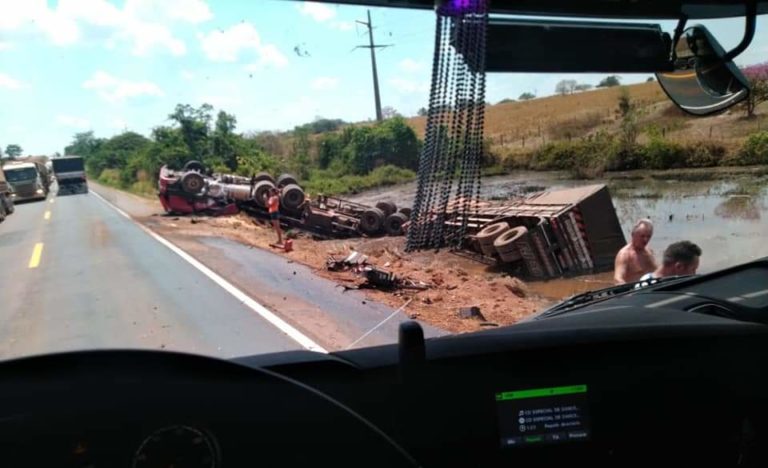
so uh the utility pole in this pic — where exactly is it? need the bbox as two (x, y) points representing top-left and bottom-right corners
(355, 10), (391, 122)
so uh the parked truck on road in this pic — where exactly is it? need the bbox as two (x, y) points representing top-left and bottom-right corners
(0, 168), (15, 222)
(52, 156), (88, 195)
(2, 162), (49, 202)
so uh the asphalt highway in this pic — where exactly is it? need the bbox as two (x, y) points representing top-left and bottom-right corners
(0, 189), (304, 360)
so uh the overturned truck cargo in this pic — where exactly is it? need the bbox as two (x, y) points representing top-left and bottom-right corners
(467, 185), (625, 279)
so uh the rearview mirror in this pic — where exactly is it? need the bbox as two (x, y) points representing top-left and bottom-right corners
(656, 25), (750, 116)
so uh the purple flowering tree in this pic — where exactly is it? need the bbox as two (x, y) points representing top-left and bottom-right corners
(742, 62), (768, 118)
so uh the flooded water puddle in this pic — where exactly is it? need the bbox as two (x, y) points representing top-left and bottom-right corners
(351, 167), (768, 302)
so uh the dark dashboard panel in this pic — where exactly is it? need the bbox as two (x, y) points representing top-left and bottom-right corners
(0, 320), (768, 467)
(319, 331), (768, 467)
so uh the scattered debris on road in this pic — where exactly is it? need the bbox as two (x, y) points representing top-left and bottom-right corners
(458, 306), (485, 320)
(158, 162), (625, 283)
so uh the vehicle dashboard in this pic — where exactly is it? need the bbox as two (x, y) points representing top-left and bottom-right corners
(3, 314), (768, 467)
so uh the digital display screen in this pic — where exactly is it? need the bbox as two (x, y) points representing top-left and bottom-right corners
(496, 384), (591, 447)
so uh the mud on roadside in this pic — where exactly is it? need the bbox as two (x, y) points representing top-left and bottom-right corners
(143, 213), (550, 334)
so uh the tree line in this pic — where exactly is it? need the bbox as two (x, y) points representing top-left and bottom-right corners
(64, 103), (422, 194)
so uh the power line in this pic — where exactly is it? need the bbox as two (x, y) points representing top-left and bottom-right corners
(353, 10), (392, 122)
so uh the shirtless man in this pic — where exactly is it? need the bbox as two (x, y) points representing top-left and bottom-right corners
(614, 219), (657, 284)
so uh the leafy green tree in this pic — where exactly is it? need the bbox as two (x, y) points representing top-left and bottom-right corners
(518, 92), (536, 101)
(295, 117), (346, 134)
(100, 132), (151, 183)
(65, 131), (104, 159)
(289, 127), (312, 180)
(597, 75), (621, 88)
(168, 103), (213, 161)
(5, 144), (23, 159)
(211, 110), (238, 170)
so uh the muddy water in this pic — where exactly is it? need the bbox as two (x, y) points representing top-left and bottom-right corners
(350, 167), (768, 301)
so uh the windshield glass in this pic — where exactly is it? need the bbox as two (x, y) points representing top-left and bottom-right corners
(4, 167), (37, 182)
(0, 1), (766, 359)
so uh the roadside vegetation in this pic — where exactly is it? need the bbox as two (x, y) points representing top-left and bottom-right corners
(65, 105), (419, 197)
(62, 68), (768, 197)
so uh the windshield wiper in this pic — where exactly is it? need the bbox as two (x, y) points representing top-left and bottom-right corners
(537, 276), (692, 319)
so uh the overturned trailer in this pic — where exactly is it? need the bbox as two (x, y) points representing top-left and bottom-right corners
(465, 185), (625, 279)
(157, 164), (412, 239)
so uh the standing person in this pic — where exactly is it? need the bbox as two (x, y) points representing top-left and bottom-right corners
(614, 218), (657, 284)
(266, 187), (283, 246)
(640, 241), (702, 281)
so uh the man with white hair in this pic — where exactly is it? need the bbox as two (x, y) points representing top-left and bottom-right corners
(614, 218), (657, 284)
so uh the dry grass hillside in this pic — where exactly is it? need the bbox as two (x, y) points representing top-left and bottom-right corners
(408, 82), (667, 144)
(406, 81), (766, 156)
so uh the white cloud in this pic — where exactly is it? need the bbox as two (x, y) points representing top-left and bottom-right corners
(389, 77), (429, 94)
(0, 41), (12, 51)
(298, 2), (336, 22)
(82, 71), (164, 102)
(0, 73), (26, 90)
(0, 0), (210, 55)
(121, 21), (186, 56)
(110, 117), (128, 129)
(311, 76), (339, 90)
(255, 43), (288, 68)
(124, 0), (212, 24)
(200, 22), (287, 68)
(399, 58), (425, 73)
(331, 21), (354, 31)
(56, 114), (91, 129)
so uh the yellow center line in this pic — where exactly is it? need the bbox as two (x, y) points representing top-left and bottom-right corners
(44, 211), (51, 220)
(659, 71), (697, 80)
(28, 243), (44, 269)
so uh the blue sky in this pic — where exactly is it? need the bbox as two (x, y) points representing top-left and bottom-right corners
(0, 0), (766, 155)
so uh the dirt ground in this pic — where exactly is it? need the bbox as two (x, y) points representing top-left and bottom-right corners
(145, 213), (550, 334)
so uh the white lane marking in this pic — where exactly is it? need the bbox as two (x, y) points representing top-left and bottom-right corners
(743, 288), (768, 299)
(727, 289), (768, 303)
(345, 299), (413, 350)
(645, 294), (693, 309)
(90, 191), (327, 353)
(49, 199), (54, 204)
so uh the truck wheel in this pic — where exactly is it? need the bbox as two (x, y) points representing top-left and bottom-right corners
(276, 173), (298, 188)
(253, 172), (276, 184)
(375, 201), (397, 217)
(183, 160), (206, 173)
(252, 180), (276, 208)
(280, 184), (305, 211)
(3, 196), (14, 215)
(0, 201), (6, 223)
(359, 207), (385, 235)
(398, 207), (412, 218)
(181, 172), (206, 194)
(493, 226), (528, 263)
(476, 222), (510, 256)
(384, 212), (408, 236)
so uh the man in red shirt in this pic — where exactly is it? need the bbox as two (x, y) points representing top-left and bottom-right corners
(266, 187), (283, 246)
